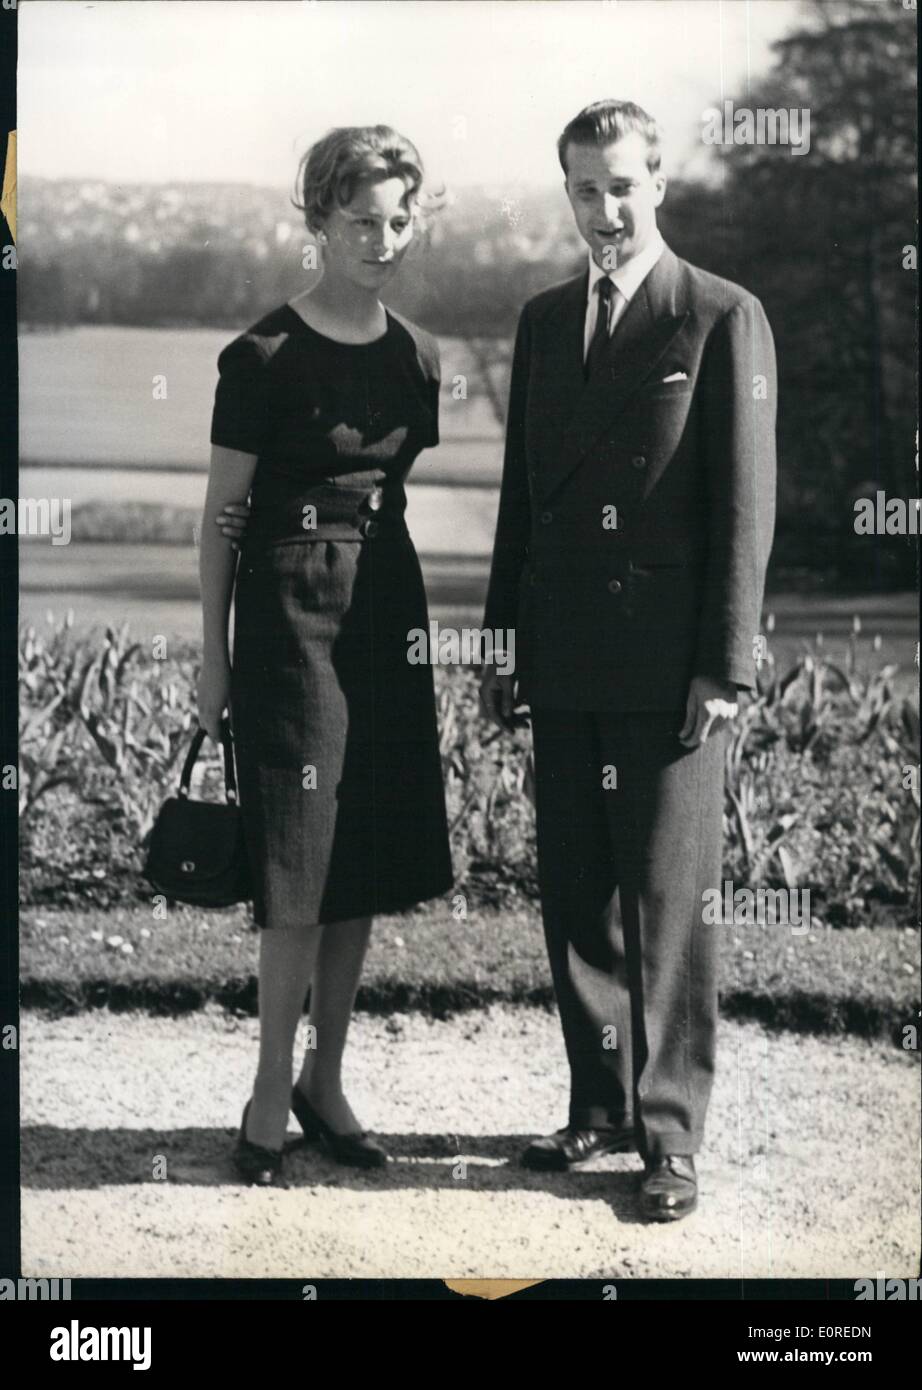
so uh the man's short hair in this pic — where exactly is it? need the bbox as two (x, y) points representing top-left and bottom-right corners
(557, 100), (662, 175)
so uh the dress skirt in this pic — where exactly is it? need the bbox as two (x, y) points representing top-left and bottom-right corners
(230, 511), (454, 929)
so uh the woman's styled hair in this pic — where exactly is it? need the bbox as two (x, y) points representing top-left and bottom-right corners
(293, 125), (427, 232)
(557, 100), (662, 175)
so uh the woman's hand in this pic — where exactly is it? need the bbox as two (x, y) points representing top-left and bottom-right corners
(216, 501), (252, 551)
(197, 655), (232, 741)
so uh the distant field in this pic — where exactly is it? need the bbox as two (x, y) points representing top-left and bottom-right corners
(17, 326), (920, 675)
(19, 324), (507, 481)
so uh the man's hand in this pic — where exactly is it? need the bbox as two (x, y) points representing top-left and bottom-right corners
(216, 501), (251, 551)
(479, 663), (521, 731)
(678, 675), (738, 748)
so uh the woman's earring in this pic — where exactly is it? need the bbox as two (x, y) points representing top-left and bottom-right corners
(316, 229), (327, 245)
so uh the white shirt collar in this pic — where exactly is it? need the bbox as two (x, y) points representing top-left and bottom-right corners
(587, 229), (665, 305)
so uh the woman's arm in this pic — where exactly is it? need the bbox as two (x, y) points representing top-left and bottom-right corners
(197, 443), (258, 738)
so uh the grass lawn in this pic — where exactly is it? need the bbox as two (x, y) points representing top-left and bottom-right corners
(20, 900), (920, 1045)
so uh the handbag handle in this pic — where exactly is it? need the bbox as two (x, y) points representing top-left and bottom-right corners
(178, 718), (238, 804)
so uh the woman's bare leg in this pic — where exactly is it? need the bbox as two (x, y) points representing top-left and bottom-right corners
(245, 920), (322, 1150)
(295, 915), (373, 1134)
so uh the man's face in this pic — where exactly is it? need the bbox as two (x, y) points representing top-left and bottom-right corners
(564, 131), (666, 270)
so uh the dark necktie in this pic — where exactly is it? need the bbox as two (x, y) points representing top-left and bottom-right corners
(585, 275), (615, 381)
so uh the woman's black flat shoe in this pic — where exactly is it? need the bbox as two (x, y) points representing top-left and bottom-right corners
(290, 1085), (388, 1169)
(233, 1100), (287, 1187)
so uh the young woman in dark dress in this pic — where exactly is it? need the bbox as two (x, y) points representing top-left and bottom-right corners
(198, 126), (453, 1185)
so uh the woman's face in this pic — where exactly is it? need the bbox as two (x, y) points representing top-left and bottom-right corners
(319, 176), (416, 288)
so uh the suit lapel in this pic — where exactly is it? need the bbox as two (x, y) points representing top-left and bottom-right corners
(537, 245), (689, 503)
(529, 271), (586, 443)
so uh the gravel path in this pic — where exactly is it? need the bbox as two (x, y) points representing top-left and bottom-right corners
(20, 1007), (920, 1280)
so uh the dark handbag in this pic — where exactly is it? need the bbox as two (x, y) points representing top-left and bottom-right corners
(143, 719), (251, 908)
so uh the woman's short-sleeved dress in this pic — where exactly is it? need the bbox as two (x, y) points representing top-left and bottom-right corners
(210, 302), (454, 928)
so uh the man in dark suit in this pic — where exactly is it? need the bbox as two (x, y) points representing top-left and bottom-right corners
(480, 100), (776, 1221)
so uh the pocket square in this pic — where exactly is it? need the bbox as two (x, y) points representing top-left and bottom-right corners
(660, 371), (688, 383)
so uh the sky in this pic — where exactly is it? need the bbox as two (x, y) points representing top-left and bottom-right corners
(19, 0), (804, 189)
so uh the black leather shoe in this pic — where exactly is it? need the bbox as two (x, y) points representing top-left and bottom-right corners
(233, 1100), (286, 1187)
(521, 1124), (635, 1171)
(640, 1154), (697, 1221)
(291, 1085), (388, 1169)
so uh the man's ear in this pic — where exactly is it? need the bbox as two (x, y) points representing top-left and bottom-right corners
(652, 175), (667, 209)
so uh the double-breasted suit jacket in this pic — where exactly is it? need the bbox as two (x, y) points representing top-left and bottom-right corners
(483, 243), (777, 711)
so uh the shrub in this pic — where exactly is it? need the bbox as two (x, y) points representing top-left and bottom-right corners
(18, 619), (920, 921)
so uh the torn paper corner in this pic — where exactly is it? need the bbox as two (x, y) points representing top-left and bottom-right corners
(443, 1279), (545, 1300)
(1, 131), (16, 243)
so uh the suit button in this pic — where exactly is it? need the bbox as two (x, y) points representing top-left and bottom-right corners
(607, 578), (622, 595)
(631, 454), (647, 470)
(360, 519), (380, 539)
(540, 510), (553, 524)
(367, 486), (384, 512)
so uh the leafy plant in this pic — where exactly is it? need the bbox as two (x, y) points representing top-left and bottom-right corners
(19, 618), (920, 922)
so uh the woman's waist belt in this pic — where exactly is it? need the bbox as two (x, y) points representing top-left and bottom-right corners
(244, 482), (408, 544)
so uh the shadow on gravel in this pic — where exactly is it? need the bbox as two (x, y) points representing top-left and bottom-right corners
(21, 1126), (652, 1220)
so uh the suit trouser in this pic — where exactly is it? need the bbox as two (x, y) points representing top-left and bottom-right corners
(530, 706), (727, 1160)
